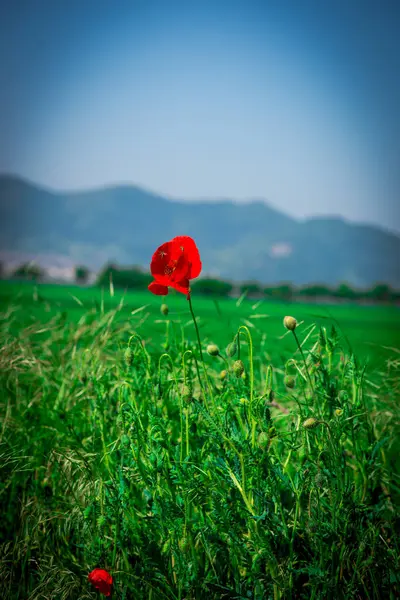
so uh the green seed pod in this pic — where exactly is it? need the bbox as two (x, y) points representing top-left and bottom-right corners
(178, 537), (190, 553)
(283, 316), (297, 331)
(233, 359), (245, 377)
(314, 472), (325, 488)
(258, 431), (269, 449)
(285, 375), (296, 389)
(285, 360), (297, 375)
(264, 406), (271, 423)
(124, 347), (134, 366)
(121, 434), (130, 448)
(219, 369), (228, 380)
(181, 384), (193, 403)
(338, 390), (348, 402)
(303, 417), (319, 430)
(226, 341), (237, 357)
(207, 344), (220, 357)
(160, 303), (169, 315)
(83, 506), (92, 520)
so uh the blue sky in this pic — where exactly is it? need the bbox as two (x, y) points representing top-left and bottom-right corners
(1, 0), (399, 232)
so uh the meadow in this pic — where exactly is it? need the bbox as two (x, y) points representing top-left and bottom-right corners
(0, 280), (399, 599)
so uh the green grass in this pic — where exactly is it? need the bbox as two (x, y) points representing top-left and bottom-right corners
(0, 281), (399, 599)
(1, 281), (399, 367)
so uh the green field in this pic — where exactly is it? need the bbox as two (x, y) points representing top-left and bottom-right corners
(0, 281), (399, 599)
(1, 281), (399, 366)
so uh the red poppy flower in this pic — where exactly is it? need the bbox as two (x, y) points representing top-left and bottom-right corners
(88, 568), (113, 597)
(148, 235), (201, 298)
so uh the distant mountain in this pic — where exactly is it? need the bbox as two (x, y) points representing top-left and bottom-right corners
(0, 174), (399, 287)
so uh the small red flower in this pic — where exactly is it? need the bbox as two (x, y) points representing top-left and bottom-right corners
(88, 568), (113, 597)
(148, 235), (202, 298)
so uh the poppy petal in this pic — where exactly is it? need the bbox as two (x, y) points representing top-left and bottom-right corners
(88, 569), (113, 597)
(151, 241), (191, 284)
(170, 235), (202, 279)
(148, 236), (201, 298)
(150, 241), (172, 278)
(148, 281), (169, 295)
(170, 277), (190, 295)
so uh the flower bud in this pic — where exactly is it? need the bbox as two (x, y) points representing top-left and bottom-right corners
(178, 537), (190, 553)
(226, 342), (237, 357)
(334, 408), (343, 417)
(285, 375), (295, 389)
(219, 369), (228, 380)
(124, 347), (134, 366)
(285, 360), (297, 375)
(283, 316), (297, 331)
(121, 434), (130, 448)
(303, 417), (319, 430)
(181, 384), (193, 403)
(338, 390), (348, 402)
(40, 478), (52, 498)
(233, 359), (245, 377)
(207, 344), (220, 357)
(160, 303), (169, 315)
(258, 431), (269, 449)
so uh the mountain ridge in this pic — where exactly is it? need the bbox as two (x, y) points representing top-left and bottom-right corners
(0, 174), (399, 287)
(2, 172), (399, 236)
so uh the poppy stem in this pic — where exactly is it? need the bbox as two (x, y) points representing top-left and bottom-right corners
(188, 294), (204, 362)
(238, 326), (255, 448)
(292, 330), (314, 393)
(188, 294), (213, 406)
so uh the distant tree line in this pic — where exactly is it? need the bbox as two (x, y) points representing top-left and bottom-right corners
(94, 264), (400, 303)
(5, 261), (400, 303)
(4, 263), (91, 284)
(240, 281), (400, 303)
(96, 264), (153, 290)
(10, 262), (44, 281)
